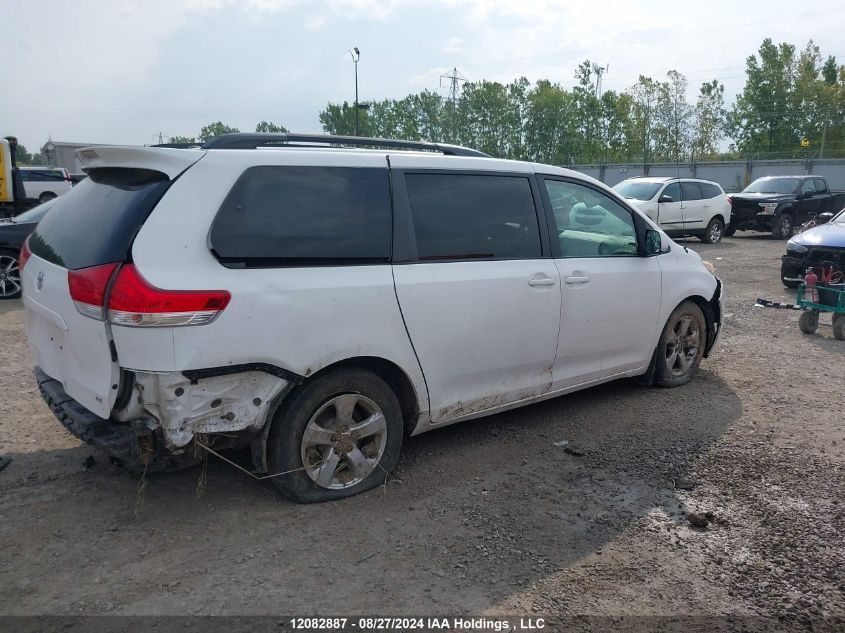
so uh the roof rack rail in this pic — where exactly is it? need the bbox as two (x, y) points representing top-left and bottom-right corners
(199, 133), (490, 158)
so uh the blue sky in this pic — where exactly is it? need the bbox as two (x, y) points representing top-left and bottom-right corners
(3, 0), (844, 151)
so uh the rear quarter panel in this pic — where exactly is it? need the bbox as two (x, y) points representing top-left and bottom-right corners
(119, 149), (429, 414)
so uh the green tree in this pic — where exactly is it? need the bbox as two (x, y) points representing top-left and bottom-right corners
(728, 39), (799, 158)
(198, 121), (240, 142)
(14, 144), (33, 165)
(168, 135), (197, 144)
(319, 102), (371, 136)
(692, 80), (726, 160)
(255, 120), (288, 133)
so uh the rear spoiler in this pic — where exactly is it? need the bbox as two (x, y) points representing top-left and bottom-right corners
(76, 146), (206, 180)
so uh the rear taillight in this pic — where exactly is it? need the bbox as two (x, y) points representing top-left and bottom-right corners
(68, 263), (119, 320)
(726, 196), (733, 207)
(107, 264), (230, 327)
(19, 236), (32, 270)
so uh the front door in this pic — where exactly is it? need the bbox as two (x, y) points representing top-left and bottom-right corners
(391, 168), (561, 423)
(540, 178), (662, 390)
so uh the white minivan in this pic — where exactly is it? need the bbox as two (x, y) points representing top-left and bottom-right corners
(614, 177), (731, 244)
(19, 167), (73, 202)
(21, 134), (722, 503)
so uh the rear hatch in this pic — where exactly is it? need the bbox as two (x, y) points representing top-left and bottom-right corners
(22, 147), (203, 418)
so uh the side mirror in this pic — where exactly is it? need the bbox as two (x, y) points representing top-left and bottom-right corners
(645, 229), (664, 255)
(658, 194), (673, 203)
(817, 212), (834, 224)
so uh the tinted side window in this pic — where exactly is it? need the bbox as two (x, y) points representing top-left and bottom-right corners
(681, 182), (703, 200)
(210, 166), (391, 265)
(700, 183), (722, 199)
(662, 182), (681, 201)
(544, 179), (638, 258)
(800, 179), (816, 194)
(814, 178), (828, 194)
(404, 173), (541, 261)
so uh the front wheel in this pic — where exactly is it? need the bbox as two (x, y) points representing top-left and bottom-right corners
(0, 249), (22, 300)
(701, 217), (724, 244)
(798, 310), (819, 334)
(266, 368), (403, 503)
(654, 301), (706, 388)
(38, 192), (57, 203)
(772, 213), (794, 240)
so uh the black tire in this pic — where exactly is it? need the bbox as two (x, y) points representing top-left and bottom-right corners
(266, 368), (403, 503)
(654, 301), (706, 388)
(772, 213), (794, 240)
(798, 310), (819, 335)
(833, 315), (845, 341)
(723, 224), (736, 237)
(0, 248), (22, 300)
(38, 192), (57, 203)
(701, 217), (724, 244)
(780, 263), (800, 289)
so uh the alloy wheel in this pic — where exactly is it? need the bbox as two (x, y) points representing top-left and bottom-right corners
(300, 393), (388, 490)
(0, 255), (21, 298)
(665, 316), (700, 377)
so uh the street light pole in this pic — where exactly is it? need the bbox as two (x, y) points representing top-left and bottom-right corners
(349, 47), (360, 136)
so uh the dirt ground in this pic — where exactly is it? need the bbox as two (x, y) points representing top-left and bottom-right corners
(1, 234), (843, 627)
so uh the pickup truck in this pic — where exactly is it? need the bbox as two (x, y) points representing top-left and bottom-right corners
(725, 175), (845, 240)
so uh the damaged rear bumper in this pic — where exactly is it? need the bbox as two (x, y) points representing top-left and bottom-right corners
(36, 366), (156, 469)
(35, 364), (292, 471)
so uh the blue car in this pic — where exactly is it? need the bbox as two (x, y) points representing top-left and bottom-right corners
(781, 209), (845, 288)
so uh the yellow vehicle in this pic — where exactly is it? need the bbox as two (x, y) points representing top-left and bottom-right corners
(1, 136), (38, 217)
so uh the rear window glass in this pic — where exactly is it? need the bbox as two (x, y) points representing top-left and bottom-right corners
(404, 173), (541, 261)
(29, 168), (170, 270)
(210, 166), (391, 265)
(699, 183), (722, 199)
(21, 169), (64, 182)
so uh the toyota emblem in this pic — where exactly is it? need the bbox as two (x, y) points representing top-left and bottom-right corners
(36, 270), (44, 291)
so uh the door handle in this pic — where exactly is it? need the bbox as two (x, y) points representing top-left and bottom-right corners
(528, 277), (557, 287)
(565, 275), (590, 285)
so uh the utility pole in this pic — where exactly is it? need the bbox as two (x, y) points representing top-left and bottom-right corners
(440, 67), (467, 143)
(349, 47), (361, 136)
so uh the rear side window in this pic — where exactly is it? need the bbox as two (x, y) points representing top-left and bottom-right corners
(699, 182), (722, 199)
(681, 182), (703, 200)
(404, 173), (541, 261)
(210, 166), (391, 265)
(22, 170), (64, 182)
(29, 168), (170, 270)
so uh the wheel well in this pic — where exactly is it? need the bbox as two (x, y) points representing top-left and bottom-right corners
(311, 357), (421, 435)
(712, 214), (725, 224)
(684, 294), (718, 357)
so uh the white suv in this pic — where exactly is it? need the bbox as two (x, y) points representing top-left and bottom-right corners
(19, 167), (73, 202)
(21, 134), (722, 503)
(614, 177), (731, 244)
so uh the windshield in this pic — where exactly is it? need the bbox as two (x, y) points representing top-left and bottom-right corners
(743, 178), (799, 194)
(613, 181), (662, 201)
(11, 199), (57, 224)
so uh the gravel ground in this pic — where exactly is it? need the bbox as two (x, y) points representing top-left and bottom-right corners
(0, 234), (843, 628)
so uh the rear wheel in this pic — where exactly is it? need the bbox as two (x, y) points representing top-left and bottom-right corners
(833, 315), (845, 341)
(654, 301), (706, 387)
(0, 249), (22, 300)
(798, 310), (819, 334)
(266, 368), (403, 503)
(772, 213), (794, 240)
(38, 192), (57, 203)
(701, 217), (724, 244)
